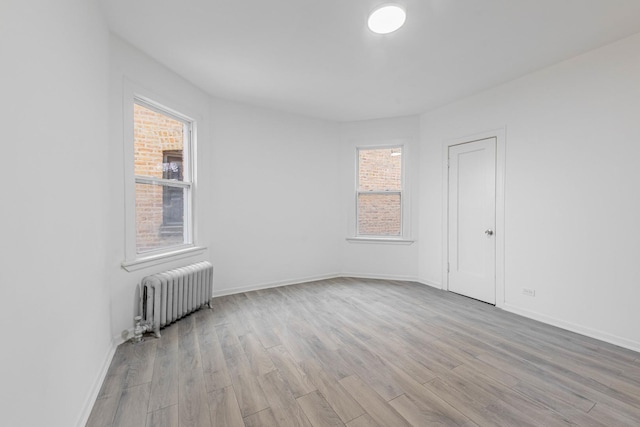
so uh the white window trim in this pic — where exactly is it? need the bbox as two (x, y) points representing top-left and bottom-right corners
(349, 141), (413, 243)
(122, 246), (207, 272)
(346, 237), (414, 244)
(121, 81), (205, 271)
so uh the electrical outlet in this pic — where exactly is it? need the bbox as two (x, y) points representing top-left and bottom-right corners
(522, 288), (536, 297)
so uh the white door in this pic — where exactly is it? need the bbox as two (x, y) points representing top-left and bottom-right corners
(448, 137), (496, 304)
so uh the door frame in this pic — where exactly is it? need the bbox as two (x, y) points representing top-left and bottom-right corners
(442, 128), (506, 308)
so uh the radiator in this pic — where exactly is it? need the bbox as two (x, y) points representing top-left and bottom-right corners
(140, 261), (213, 338)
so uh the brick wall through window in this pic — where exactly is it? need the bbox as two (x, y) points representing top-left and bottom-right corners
(134, 103), (185, 252)
(357, 147), (402, 236)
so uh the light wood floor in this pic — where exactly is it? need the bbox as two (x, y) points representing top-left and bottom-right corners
(87, 278), (640, 426)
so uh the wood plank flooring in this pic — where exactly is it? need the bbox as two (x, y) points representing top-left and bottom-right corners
(87, 278), (640, 426)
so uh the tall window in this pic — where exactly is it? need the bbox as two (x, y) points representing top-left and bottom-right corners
(133, 100), (193, 254)
(357, 146), (402, 236)
(161, 150), (184, 231)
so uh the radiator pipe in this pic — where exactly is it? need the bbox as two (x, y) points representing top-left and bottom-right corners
(121, 316), (153, 343)
(131, 316), (152, 342)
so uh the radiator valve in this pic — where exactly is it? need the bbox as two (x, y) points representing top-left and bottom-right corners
(131, 316), (152, 342)
(121, 316), (152, 343)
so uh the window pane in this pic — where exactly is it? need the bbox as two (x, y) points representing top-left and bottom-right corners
(358, 193), (401, 236)
(136, 182), (186, 253)
(134, 103), (184, 180)
(358, 147), (401, 191)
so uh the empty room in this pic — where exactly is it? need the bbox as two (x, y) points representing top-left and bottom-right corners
(3, 0), (640, 426)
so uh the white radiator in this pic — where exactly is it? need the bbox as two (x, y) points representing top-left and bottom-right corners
(140, 261), (213, 337)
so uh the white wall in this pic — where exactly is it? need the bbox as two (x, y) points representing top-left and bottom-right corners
(108, 37), (342, 337)
(0, 1), (112, 426)
(419, 33), (640, 350)
(338, 116), (421, 280)
(209, 99), (341, 295)
(107, 36), (213, 340)
(5, 5), (639, 425)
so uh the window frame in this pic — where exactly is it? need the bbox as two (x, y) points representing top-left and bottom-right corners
(122, 86), (204, 271)
(355, 144), (405, 239)
(133, 98), (192, 250)
(161, 149), (185, 228)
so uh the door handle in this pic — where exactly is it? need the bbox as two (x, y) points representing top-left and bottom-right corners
(485, 229), (494, 236)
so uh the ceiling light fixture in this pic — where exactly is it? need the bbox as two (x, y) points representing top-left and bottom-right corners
(368, 4), (406, 34)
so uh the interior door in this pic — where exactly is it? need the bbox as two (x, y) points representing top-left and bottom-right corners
(448, 137), (496, 304)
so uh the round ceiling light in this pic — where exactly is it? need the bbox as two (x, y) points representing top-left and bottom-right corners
(367, 4), (406, 34)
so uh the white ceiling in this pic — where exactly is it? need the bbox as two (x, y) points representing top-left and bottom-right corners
(100, 0), (640, 122)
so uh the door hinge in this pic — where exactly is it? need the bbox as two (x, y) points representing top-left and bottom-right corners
(447, 262), (450, 273)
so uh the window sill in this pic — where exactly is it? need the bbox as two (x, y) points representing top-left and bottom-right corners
(121, 245), (207, 272)
(346, 237), (415, 245)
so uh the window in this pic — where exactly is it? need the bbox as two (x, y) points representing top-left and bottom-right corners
(161, 150), (184, 232)
(357, 146), (402, 236)
(133, 100), (193, 255)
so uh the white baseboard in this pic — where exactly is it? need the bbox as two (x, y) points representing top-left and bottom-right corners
(213, 273), (342, 297)
(212, 272), (430, 297)
(502, 303), (640, 353)
(416, 278), (443, 289)
(339, 272), (419, 282)
(76, 339), (117, 427)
